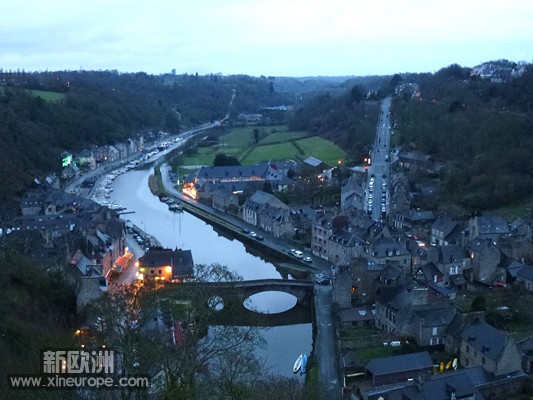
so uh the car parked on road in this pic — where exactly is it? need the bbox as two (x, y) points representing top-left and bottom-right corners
(315, 273), (331, 285)
(293, 250), (303, 259)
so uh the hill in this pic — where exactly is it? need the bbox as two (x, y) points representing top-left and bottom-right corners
(392, 61), (533, 211)
(0, 71), (296, 212)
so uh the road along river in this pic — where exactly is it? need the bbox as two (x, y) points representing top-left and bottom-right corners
(109, 167), (312, 378)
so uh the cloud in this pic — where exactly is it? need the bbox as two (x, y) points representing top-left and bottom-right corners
(1, 0), (532, 75)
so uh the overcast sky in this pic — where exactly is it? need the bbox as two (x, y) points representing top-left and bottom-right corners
(2, 0), (532, 77)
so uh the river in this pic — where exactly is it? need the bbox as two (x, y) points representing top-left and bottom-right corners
(109, 168), (312, 378)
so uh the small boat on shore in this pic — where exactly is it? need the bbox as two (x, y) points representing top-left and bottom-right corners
(300, 353), (308, 375)
(293, 354), (303, 374)
(169, 202), (183, 212)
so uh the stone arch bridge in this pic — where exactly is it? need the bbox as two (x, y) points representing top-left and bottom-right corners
(168, 279), (314, 327)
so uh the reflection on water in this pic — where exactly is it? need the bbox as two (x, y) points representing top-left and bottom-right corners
(110, 169), (312, 376)
(244, 291), (297, 314)
(257, 324), (310, 381)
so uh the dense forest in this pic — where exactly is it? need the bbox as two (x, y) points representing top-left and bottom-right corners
(0, 251), (77, 398)
(392, 62), (533, 210)
(0, 71), (293, 209)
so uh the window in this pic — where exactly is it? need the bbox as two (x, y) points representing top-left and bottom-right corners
(450, 266), (459, 275)
(466, 345), (470, 353)
(432, 327), (438, 336)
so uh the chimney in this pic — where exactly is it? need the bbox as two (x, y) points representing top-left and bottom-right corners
(411, 287), (429, 306)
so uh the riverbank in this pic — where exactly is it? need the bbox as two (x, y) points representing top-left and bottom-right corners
(147, 164), (327, 275)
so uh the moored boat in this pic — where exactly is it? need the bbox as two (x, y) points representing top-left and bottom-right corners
(300, 353), (308, 375)
(293, 354), (303, 374)
(169, 202), (183, 212)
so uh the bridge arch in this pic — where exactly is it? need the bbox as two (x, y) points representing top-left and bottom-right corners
(176, 279), (314, 326)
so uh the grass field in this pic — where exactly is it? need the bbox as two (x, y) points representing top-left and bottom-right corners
(179, 125), (346, 168)
(27, 89), (66, 102)
(496, 193), (533, 221)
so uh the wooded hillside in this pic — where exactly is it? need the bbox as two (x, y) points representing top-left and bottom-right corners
(393, 62), (533, 210)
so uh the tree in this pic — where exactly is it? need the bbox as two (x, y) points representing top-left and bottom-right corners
(471, 295), (487, 312)
(389, 73), (403, 91)
(350, 85), (363, 104)
(253, 128), (260, 144)
(83, 264), (277, 399)
(213, 153), (240, 166)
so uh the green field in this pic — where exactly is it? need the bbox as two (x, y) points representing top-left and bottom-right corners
(496, 193), (533, 221)
(180, 126), (346, 167)
(0, 87), (66, 102)
(27, 89), (66, 102)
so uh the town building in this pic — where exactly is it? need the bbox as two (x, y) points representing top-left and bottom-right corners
(242, 190), (293, 238)
(138, 247), (194, 282)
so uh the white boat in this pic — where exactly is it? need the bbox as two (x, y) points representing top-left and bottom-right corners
(301, 353), (308, 375)
(169, 203), (183, 212)
(293, 354), (303, 374)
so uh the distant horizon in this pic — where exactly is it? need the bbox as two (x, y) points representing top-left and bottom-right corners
(2, 57), (530, 80)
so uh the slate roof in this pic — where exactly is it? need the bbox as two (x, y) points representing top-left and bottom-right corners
(461, 319), (507, 362)
(377, 281), (421, 311)
(406, 210), (435, 222)
(366, 351), (433, 376)
(245, 190), (289, 210)
(363, 366), (493, 400)
(195, 163), (269, 180)
(432, 215), (456, 237)
(381, 265), (403, 281)
(371, 237), (410, 258)
(71, 250), (95, 275)
(419, 262), (443, 282)
(209, 180), (258, 194)
(510, 218), (526, 231)
(467, 239), (501, 256)
(139, 248), (194, 278)
(474, 216), (510, 235)
(438, 245), (468, 264)
(303, 156), (324, 167)
(330, 231), (363, 248)
(339, 307), (376, 323)
(517, 265), (533, 282)
(421, 368), (486, 400)
(446, 222), (467, 244)
(507, 260), (527, 279)
(365, 385), (424, 400)
(415, 306), (456, 327)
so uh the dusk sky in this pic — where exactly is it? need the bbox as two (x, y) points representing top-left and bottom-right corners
(2, 0), (532, 77)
